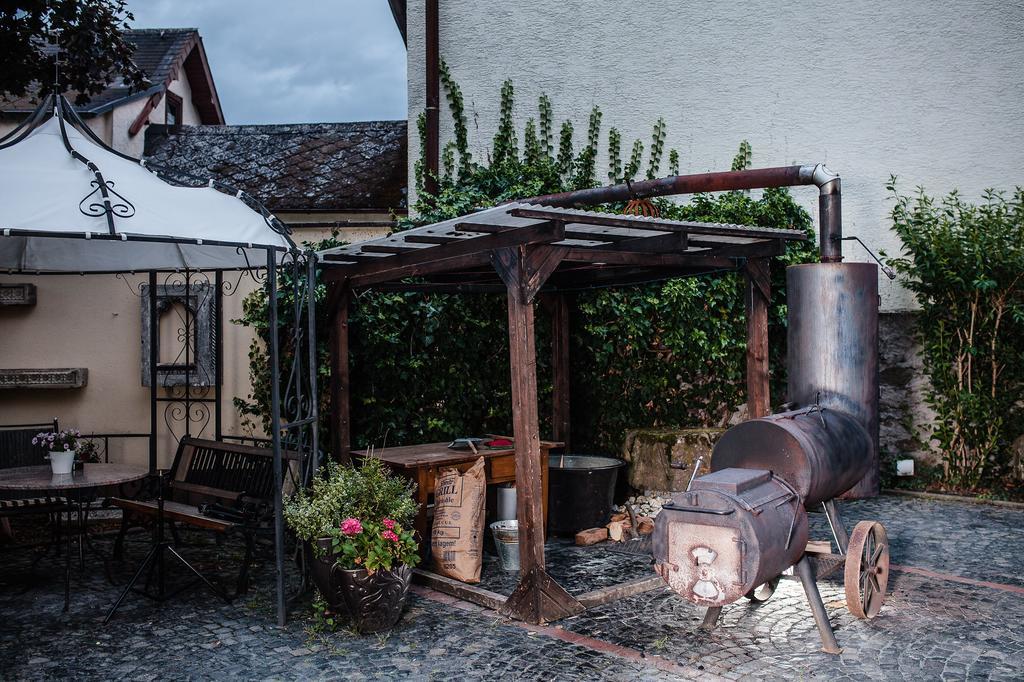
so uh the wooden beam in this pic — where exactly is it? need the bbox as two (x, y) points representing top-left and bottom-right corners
(412, 569), (507, 611)
(563, 228), (638, 242)
(324, 251), (491, 286)
(576, 575), (664, 608)
(745, 257), (771, 418)
(403, 233), (478, 245)
(324, 221), (564, 279)
(549, 293), (571, 450)
(360, 243), (424, 254)
(612, 231), (687, 253)
(702, 238), (786, 259)
(562, 248), (733, 269)
(329, 283), (352, 462)
(491, 245), (567, 304)
(547, 265), (733, 290)
(509, 207), (808, 241)
(369, 282), (507, 293)
(347, 252), (494, 288)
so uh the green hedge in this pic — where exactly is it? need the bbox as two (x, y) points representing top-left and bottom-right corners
(886, 182), (1024, 488)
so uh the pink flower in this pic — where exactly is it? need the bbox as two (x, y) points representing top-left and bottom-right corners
(382, 518), (396, 530)
(340, 518), (363, 536)
(381, 530), (399, 542)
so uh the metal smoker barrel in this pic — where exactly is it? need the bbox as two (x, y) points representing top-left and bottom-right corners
(786, 262), (879, 498)
(711, 406), (872, 507)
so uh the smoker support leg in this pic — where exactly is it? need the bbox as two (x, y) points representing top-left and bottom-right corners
(822, 499), (850, 554)
(794, 556), (841, 654)
(700, 606), (722, 631)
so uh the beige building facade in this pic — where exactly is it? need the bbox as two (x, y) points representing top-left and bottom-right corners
(1, 30), (407, 469)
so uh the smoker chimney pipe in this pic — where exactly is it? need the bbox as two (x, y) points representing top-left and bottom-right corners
(526, 163), (842, 262)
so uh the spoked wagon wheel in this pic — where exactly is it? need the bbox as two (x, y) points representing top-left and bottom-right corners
(844, 520), (889, 619)
(745, 576), (781, 603)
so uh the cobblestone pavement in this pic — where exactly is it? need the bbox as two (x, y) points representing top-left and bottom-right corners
(1, 493), (1023, 680)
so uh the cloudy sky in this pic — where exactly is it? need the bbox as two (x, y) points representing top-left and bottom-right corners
(129, 1), (407, 125)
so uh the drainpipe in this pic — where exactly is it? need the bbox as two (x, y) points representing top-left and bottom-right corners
(423, 0), (440, 199)
(527, 163), (843, 262)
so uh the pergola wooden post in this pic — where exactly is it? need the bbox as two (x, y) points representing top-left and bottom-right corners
(744, 257), (771, 418)
(547, 292), (572, 449)
(329, 281), (352, 462)
(491, 244), (584, 623)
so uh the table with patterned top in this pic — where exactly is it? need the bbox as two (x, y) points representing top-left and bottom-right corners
(0, 463), (149, 611)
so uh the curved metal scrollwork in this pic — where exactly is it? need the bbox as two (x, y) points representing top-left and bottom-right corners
(163, 394), (213, 443)
(274, 249), (321, 484)
(79, 179), (136, 218)
(115, 273), (145, 297)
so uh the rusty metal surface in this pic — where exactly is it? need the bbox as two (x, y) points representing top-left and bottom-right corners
(710, 406), (871, 507)
(844, 520), (889, 619)
(527, 165), (810, 208)
(653, 468), (808, 608)
(786, 262), (880, 498)
(809, 553), (845, 580)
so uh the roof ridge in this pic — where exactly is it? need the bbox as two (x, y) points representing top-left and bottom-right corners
(126, 27), (199, 34)
(158, 121), (407, 134)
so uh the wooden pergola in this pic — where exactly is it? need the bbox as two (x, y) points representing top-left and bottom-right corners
(318, 201), (808, 623)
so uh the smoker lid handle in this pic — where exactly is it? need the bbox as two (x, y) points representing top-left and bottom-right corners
(662, 503), (734, 516)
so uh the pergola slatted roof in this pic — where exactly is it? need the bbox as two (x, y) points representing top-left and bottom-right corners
(317, 202), (807, 290)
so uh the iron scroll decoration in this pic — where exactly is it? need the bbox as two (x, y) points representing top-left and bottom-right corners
(79, 179), (136, 219)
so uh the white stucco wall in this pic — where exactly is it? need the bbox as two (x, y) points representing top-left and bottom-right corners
(407, 0), (1024, 311)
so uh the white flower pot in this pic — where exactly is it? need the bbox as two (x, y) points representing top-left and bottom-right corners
(49, 450), (75, 475)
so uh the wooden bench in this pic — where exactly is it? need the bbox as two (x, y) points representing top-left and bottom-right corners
(110, 437), (298, 595)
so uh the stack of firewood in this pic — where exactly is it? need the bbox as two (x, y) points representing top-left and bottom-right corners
(574, 505), (656, 546)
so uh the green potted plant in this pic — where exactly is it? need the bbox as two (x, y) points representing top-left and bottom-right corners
(284, 457), (420, 633)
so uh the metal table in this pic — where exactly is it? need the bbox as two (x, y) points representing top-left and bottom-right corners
(0, 463), (148, 611)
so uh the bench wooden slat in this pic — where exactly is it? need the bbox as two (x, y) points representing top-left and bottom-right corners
(111, 497), (234, 532)
(171, 480), (245, 504)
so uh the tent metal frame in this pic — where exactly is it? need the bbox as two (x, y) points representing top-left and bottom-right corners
(0, 94), (318, 626)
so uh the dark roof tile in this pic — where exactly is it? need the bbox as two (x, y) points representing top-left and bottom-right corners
(1, 29), (199, 115)
(143, 121), (408, 212)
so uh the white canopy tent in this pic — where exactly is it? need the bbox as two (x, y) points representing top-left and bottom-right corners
(0, 97), (291, 271)
(0, 95), (315, 626)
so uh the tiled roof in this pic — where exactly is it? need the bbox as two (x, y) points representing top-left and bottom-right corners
(143, 121), (408, 212)
(1, 29), (213, 117)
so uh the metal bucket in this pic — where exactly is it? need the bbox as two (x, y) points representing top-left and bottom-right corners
(490, 520), (520, 571)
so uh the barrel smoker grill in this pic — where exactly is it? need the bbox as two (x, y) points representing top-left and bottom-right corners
(653, 261), (891, 654)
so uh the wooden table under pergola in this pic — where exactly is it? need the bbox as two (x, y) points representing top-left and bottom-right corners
(317, 201), (808, 624)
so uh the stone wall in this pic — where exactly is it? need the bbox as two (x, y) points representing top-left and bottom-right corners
(620, 428), (720, 493)
(878, 311), (937, 465)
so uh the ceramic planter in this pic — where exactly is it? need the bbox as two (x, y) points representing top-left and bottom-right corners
(306, 539), (413, 633)
(48, 450), (75, 475)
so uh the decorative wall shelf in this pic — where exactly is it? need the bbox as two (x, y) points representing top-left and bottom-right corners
(0, 283), (37, 306)
(0, 368), (88, 389)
